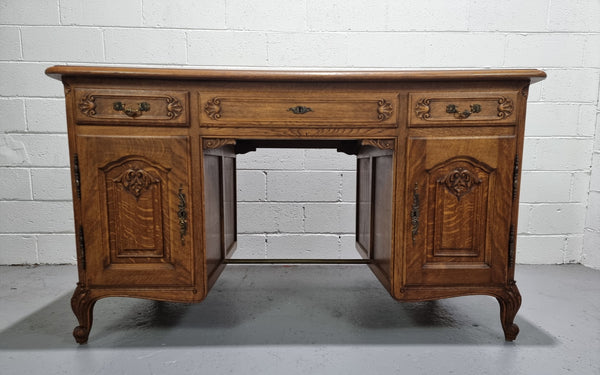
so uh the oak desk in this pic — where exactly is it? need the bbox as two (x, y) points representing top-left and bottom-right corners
(46, 66), (546, 343)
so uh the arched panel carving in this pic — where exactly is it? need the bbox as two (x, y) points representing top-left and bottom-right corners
(424, 156), (496, 262)
(101, 156), (172, 263)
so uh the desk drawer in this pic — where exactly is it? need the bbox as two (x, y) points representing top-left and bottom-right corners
(200, 91), (397, 127)
(409, 91), (518, 127)
(74, 89), (189, 126)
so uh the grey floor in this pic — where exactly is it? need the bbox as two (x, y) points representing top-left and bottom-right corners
(0, 264), (598, 375)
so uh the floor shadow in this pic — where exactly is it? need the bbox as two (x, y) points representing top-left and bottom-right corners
(0, 266), (555, 349)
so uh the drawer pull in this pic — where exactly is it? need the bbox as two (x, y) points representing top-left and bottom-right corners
(288, 106), (313, 114)
(113, 101), (150, 118)
(446, 103), (481, 119)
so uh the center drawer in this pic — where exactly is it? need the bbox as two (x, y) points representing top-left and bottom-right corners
(200, 91), (398, 127)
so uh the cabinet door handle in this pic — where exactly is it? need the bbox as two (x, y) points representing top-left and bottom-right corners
(446, 103), (481, 119)
(288, 105), (313, 114)
(177, 187), (188, 245)
(411, 183), (420, 244)
(113, 101), (150, 118)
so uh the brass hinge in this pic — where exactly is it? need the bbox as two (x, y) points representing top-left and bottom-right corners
(78, 226), (86, 270)
(508, 225), (515, 268)
(73, 154), (81, 199)
(512, 153), (519, 201)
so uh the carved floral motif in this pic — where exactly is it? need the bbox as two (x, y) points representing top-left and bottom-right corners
(377, 99), (393, 121)
(497, 97), (514, 119)
(414, 98), (431, 120)
(204, 97), (222, 120)
(78, 95), (96, 117)
(438, 167), (482, 201)
(166, 96), (183, 119)
(113, 166), (160, 198)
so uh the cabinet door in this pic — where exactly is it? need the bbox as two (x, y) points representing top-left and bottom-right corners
(406, 134), (515, 286)
(77, 135), (193, 287)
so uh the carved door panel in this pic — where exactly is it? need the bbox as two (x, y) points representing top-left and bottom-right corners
(77, 135), (193, 287)
(406, 134), (515, 286)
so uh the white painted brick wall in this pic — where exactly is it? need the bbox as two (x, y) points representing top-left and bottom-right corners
(584, 106), (600, 268)
(0, 98), (26, 132)
(21, 27), (104, 62)
(61, 0), (142, 27)
(0, 0), (598, 269)
(236, 148), (356, 258)
(188, 31), (268, 66)
(0, 27), (22, 60)
(105, 29), (188, 64)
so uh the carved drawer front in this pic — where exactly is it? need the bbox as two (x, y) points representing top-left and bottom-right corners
(200, 91), (397, 127)
(409, 91), (518, 127)
(74, 89), (188, 126)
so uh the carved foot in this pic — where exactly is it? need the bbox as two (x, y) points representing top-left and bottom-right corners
(496, 281), (522, 341)
(71, 282), (97, 344)
(73, 325), (91, 344)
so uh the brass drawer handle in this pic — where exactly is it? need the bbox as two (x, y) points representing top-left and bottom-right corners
(113, 101), (150, 118)
(446, 103), (481, 119)
(288, 105), (313, 114)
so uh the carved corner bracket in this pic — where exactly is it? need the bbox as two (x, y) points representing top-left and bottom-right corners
(519, 86), (529, 98)
(361, 139), (394, 150)
(203, 138), (237, 149)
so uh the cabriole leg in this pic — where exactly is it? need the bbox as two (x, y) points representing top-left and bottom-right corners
(496, 281), (522, 341)
(71, 282), (97, 344)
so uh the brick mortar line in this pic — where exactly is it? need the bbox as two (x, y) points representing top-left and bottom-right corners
(4, 24), (600, 34)
(1, 132), (68, 135)
(0, 232), (75, 235)
(519, 202), (588, 205)
(0, 169), (71, 170)
(0, 200), (73, 203)
(0, 233), (74, 236)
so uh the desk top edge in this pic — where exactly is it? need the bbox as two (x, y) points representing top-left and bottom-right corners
(46, 65), (546, 84)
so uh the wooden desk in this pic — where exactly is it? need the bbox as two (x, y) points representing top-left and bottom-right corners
(46, 66), (546, 343)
